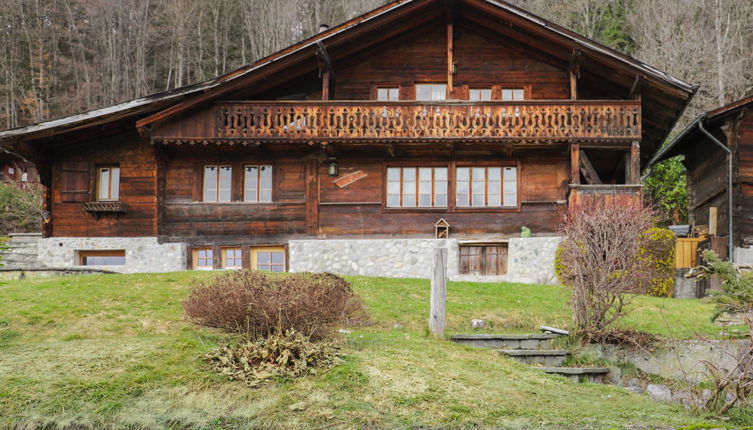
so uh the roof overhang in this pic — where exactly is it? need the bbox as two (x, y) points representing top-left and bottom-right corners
(1, 0), (695, 165)
(648, 95), (753, 167)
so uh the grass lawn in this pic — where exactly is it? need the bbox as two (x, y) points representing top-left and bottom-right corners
(0, 272), (745, 429)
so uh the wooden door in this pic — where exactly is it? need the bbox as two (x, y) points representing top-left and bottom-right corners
(459, 245), (508, 276)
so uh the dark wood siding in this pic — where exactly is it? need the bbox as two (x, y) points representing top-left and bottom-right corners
(51, 131), (158, 237)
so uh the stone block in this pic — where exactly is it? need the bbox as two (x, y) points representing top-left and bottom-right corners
(646, 384), (672, 402)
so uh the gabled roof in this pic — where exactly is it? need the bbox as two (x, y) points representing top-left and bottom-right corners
(649, 95), (753, 166)
(1, 0), (695, 161)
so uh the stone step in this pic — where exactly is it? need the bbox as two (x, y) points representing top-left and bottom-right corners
(451, 333), (560, 350)
(498, 350), (569, 366)
(537, 367), (610, 383)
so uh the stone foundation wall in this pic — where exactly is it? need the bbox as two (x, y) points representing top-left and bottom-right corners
(505, 237), (563, 285)
(289, 237), (562, 284)
(37, 237), (185, 273)
(289, 239), (459, 279)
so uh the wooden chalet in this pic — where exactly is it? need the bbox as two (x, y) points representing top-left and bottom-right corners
(0, 151), (39, 188)
(0, 0), (695, 280)
(650, 95), (753, 264)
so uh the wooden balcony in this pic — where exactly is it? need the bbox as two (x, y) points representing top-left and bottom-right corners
(568, 184), (643, 208)
(150, 100), (641, 145)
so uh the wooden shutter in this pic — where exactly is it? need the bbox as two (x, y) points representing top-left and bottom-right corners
(60, 162), (90, 203)
(459, 244), (508, 276)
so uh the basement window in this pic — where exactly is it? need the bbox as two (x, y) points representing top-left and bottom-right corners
(79, 250), (126, 266)
(251, 247), (286, 272)
(459, 244), (508, 276)
(192, 248), (214, 270)
(222, 247), (243, 269)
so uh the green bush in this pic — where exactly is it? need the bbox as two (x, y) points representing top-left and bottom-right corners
(637, 227), (676, 297)
(0, 182), (43, 235)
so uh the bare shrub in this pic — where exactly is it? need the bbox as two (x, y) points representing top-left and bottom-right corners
(558, 200), (654, 333)
(183, 271), (367, 340)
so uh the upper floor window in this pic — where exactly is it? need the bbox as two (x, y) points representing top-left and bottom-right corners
(456, 166), (517, 208)
(203, 165), (232, 202)
(469, 88), (492, 101)
(377, 87), (400, 101)
(387, 167), (448, 208)
(501, 88), (525, 101)
(415, 84), (447, 101)
(244, 165), (273, 202)
(97, 166), (120, 201)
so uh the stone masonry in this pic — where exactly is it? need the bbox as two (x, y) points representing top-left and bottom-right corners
(36, 237), (185, 274)
(289, 237), (563, 284)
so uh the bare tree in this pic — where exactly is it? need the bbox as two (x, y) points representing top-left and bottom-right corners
(558, 201), (654, 332)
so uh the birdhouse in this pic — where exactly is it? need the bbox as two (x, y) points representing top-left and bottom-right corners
(434, 218), (450, 239)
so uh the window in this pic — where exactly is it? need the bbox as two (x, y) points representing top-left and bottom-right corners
(222, 247), (243, 269)
(251, 247), (286, 272)
(79, 250), (126, 266)
(8, 167), (14, 175)
(386, 167), (447, 208)
(456, 166), (517, 208)
(377, 87), (400, 101)
(203, 165), (232, 202)
(501, 88), (525, 101)
(193, 248), (214, 270)
(96, 166), (120, 201)
(415, 84), (447, 101)
(469, 88), (492, 101)
(21, 168), (28, 182)
(244, 165), (272, 202)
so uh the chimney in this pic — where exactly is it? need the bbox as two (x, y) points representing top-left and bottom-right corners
(319, 24), (330, 33)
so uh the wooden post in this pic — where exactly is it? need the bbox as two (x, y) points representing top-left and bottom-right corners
(429, 247), (447, 336)
(629, 141), (640, 184)
(709, 207), (718, 236)
(447, 19), (454, 92)
(321, 71), (330, 100)
(570, 143), (580, 185)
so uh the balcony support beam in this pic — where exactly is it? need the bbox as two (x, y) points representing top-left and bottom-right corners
(628, 141), (641, 184)
(570, 143), (580, 185)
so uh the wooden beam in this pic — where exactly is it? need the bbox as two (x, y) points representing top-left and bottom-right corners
(321, 71), (330, 100)
(569, 49), (581, 100)
(579, 149), (602, 185)
(305, 157), (320, 235)
(629, 141), (640, 184)
(628, 75), (643, 100)
(570, 143), (580, 185)
(447, 15), (454, 91)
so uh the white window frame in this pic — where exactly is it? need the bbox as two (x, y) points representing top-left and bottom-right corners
(243, 165), (273, 203)
(203, 165), (232, 203)
(96, 166), (120, 201)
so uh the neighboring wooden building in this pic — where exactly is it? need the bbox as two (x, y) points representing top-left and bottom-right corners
(0, 152), (39, 189)
(0, 0), (694, 280)
(650, 95), (753, 263)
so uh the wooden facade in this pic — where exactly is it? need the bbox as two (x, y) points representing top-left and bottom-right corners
(652, 96), (753, 250)
(0, 0), (694, 269)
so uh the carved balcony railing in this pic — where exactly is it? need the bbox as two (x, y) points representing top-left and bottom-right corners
(206, 100), (641, 144)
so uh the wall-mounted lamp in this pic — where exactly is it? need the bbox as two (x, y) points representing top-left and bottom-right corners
(327, 157), (339, 177)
